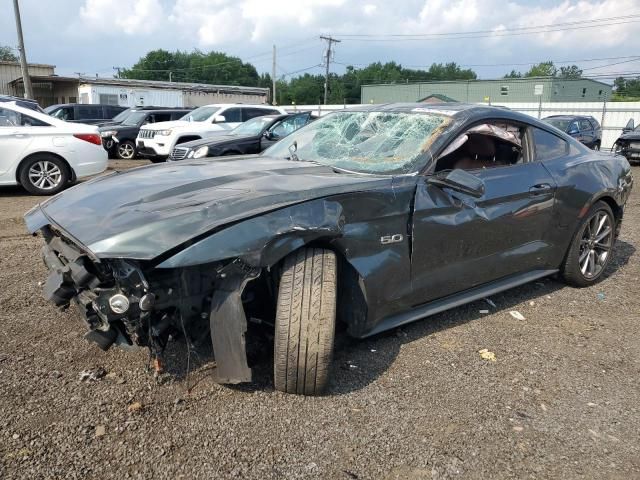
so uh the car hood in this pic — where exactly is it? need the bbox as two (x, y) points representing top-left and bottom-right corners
(25, 156), (390, 260)
(619, 132), (640, 141)
(179, 134), (254, 150)
(141, 120), (228, 133)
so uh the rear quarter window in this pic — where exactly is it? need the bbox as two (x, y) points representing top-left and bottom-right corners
(532, 127), (569, 161)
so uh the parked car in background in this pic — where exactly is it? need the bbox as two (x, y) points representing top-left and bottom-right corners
(542, 115), (602, 150)
(45, 103), (127, 125)
(26, 104), (632, 395)
(0, 94), (45, 113)
(136, 104), (286, 162)
(99, 107), (193, 159)
(168, 112), (315, 161)
(613, 118), (640, 164)
(0, 102), (107, 195)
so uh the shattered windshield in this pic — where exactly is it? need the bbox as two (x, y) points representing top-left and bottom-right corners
(263, 110), (451, 174)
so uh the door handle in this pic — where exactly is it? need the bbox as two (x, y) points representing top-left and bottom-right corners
(12, 133), (28, 138)
(529, 183), (552, 195)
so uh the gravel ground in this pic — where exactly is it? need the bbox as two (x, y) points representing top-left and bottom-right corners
(1, 161), (639, 479)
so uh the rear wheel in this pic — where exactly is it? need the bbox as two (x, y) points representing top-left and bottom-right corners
(18, 154), (70, 195)
(561, 201), (615, 287)
(274, 248), (337, 395)
(116, 140), (136, 159)
(593, 142), (601, 151)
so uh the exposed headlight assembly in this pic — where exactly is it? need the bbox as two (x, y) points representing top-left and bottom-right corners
(100, 130), (117, 137)
(193, 146), (209, 159)
(157, 129), (173, 136)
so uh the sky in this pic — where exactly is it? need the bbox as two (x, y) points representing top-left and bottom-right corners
(1, 0), (639, 83)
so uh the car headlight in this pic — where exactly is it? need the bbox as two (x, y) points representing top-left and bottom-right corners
(101, 130), (117, 137)
(193, 146), (209, 159)
(157, 129), (173, 136)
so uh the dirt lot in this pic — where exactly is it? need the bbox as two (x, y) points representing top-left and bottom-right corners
(1, 161), (639, 480)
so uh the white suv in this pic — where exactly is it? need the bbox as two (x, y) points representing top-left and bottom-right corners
(136, 104), (286, 162)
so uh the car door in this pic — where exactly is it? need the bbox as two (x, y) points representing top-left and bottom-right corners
(261, 113), (311, 150)
(409, 122), (557, 305)
(579, 119), (594, 147)
(0, 106), (35, 181)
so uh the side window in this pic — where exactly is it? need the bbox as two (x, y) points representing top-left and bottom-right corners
(0, 107), (20, 127)
(51, 107), (74, 120)
(532, 128), (569, 161)
(579, 119), (591, 131)
(220, 107), (242, 123)
(21, 113), (50, 127)
(270, 114), (310, 139)
(241, 108), (268, 121)
(171, 112), (187, 120)
(105, 106), (123, 118)
(79, 105), (104, 119)
(149, 113), (172, 123)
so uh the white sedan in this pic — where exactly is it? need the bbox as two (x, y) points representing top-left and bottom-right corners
(0, 102), (107, 195)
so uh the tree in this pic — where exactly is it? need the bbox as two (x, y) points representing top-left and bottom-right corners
(120, 49), (261, 86)
(0, 45), (18, 62)
(504, 70), (522, 78)
(613, 76), (640, 100)
(559, 65), (583, 79)
(524, 61), (557, 77)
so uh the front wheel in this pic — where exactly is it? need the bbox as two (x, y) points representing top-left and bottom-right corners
(561, 201), (615, 287)
(116, 140), (136, 159)
(274, 248), (337, 395)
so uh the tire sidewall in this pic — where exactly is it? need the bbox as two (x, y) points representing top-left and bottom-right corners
(18, 154), (70, 196)
(563, 201), (615, 287)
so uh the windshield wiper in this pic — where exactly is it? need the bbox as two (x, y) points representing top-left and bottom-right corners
(288, 141), (299, 161)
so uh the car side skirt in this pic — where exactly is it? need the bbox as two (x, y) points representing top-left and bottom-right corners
(360, 269), (558, 338)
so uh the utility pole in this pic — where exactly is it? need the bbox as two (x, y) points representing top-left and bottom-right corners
(113, 67), (122, 78)
(272, 44), (277, 105)
(320, 35), (340, 105)
(12, 0), (33, 99)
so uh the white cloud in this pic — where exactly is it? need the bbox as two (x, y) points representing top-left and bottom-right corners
(79, 0), (164, 35)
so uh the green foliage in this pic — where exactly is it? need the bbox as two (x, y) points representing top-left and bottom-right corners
(0, 45), (18, 62)
(120, 49), (261, 86)
(613, 76), (640, 100)
(524, 61), (557, 77)
(504, 62), (583, 80)
(558, 65), (583, 79)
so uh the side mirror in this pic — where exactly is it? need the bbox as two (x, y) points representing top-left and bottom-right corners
(567, 125), (579, 135)
(212, 115), (226, 123)
(622, 118), (634, 133)
(262, 130), (273, 140)
(427, 169), (485, 198)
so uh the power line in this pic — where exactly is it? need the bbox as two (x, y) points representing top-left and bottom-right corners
(331, 17), (640, 42)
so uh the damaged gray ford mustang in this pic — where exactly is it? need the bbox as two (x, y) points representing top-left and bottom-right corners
(25, 103), (633, 395)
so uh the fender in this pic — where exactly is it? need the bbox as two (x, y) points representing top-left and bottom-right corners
(157, 198), (345, 269)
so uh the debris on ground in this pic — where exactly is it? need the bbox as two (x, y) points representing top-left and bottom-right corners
(484, 298), (497, 308)
(95, 425), (106, 437)
(78, 367), (107, 382)
(509, 311), (526, 321)
(127, 401), (144, 414)
(478, 349), (496, 362)
(479, 309), (489, 314)
(597, 292), (606, 301)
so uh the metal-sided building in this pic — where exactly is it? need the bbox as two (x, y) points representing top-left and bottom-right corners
(8, 75), (270, 108)
(361, 78), (612, 104)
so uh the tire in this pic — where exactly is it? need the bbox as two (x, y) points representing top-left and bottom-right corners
(561, 201), (615, 287)
(150, 158), (165, 164)
(593, 142), (600, 151)
(18, 154), (70, 196)
(274, 248), (337, 395)
(116, 140), (136, 159)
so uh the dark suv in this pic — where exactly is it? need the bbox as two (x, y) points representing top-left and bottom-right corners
(613, 118), (640, 164)
(44, 103), (127, 125)
(0, 94), (45, 113)
(542, 115), (602, 150)
(99, 107), (193, 159)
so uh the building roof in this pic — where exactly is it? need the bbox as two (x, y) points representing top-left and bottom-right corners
(363, 77), (612, 88)
(0, 60), (56, 69)
(418, 93), (458, 103)
(9, 75), (269, 95)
